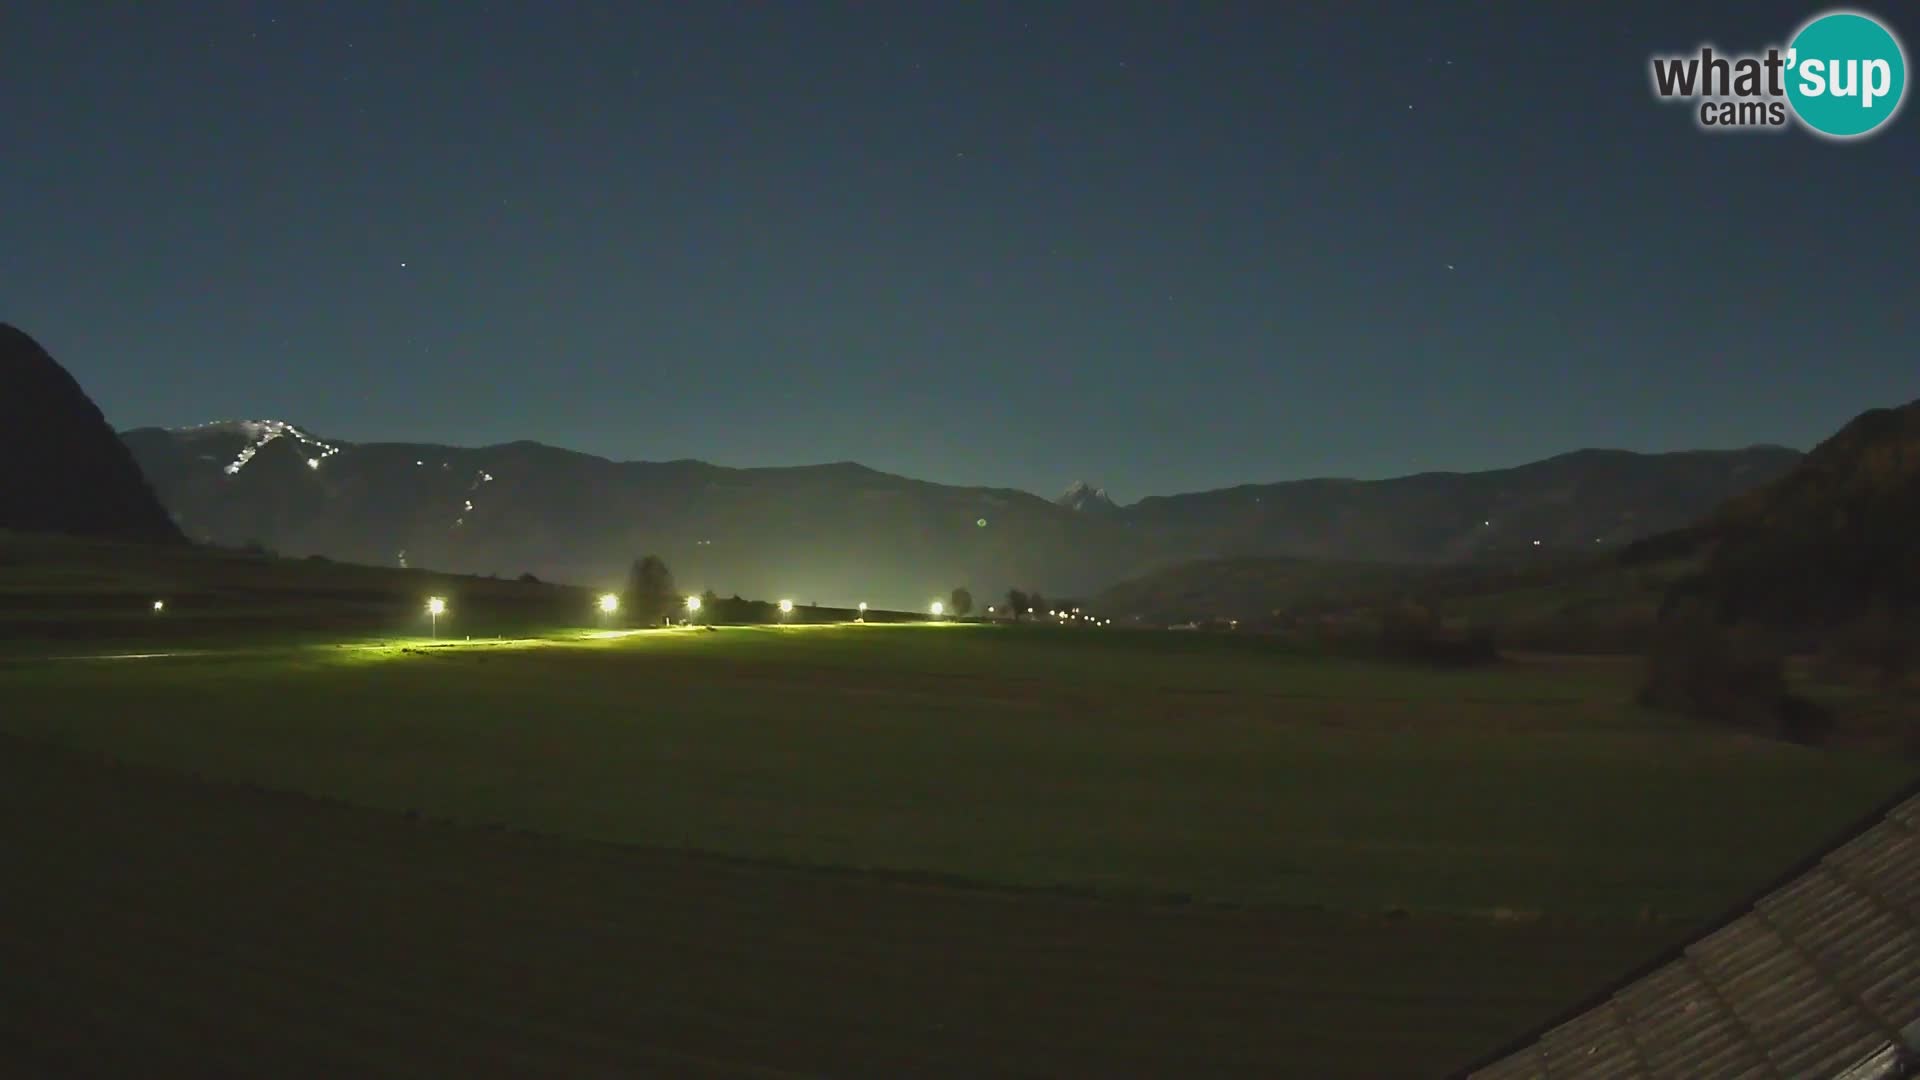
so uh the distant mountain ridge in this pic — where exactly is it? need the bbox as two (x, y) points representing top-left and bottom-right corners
(0, 325), (183, 544)
(122, 417), (1804, 608)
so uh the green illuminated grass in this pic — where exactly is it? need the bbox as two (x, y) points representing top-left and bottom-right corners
(3, 623), (1908, 918)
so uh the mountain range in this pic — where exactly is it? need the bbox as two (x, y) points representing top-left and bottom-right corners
(119, 420), (1802, 608)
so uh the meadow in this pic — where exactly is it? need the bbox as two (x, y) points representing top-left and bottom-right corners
(5, 613), (1914, 1074)
(6, 623), (1912, 918)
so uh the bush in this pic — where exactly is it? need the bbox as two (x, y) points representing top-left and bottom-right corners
(1377, 601), (1499, 666)
(1640, 604), (1830, 743)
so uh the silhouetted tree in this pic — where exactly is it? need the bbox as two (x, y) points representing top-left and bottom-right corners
(517, 571), (541, 584)
(1640, 600), (1827, 742)
(1006, 589), (1030, 621)
(624, 555), (676, 626)
(950, 587), (973, 617)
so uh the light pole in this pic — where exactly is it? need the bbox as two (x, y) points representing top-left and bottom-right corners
(931, 600), (944, 620)
(427, 596), (446, 640)
(779, 599), (793, 621)
(857, 601), (867, 623)
(686, 594), (702, 624)
(598, 593), (619, 629)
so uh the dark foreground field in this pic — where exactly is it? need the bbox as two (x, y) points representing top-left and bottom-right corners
(1, 733), (1673, 1077)
(3, 622), (1913, 1075)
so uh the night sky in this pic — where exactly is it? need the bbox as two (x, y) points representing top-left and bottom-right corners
(5, 2), (1915, 501)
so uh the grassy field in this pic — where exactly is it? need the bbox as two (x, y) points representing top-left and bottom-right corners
(5, 624), (1911, 919)
(0, 732), (1678, 1078)
(5, 595), (1915, 1074)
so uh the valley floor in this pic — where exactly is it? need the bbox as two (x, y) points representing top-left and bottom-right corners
(2, 623), (1912, 1075)
(1, 732), (1672, 1078)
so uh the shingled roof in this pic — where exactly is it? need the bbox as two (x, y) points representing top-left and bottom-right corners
(1453, 782), (1920, 1079)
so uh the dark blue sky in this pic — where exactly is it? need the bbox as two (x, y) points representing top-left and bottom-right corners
(4, 2), (1915, 501)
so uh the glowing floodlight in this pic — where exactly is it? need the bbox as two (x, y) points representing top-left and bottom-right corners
(931, 600), (944, 617)
(599, 593), (620, 614)
(426, 596), (446, 639)
(152, 600), (165, 613)
(779, 599), (794, 615)
(685, 595), (701, 613)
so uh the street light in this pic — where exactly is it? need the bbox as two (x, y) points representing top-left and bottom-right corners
(427, 596), (446, 639)
(931, 600), (944, 618)
(857, 601), (867, 623)
(686, 595), (701, 624)
(598, 592), (619, 628)
(779, 599), (793, 618)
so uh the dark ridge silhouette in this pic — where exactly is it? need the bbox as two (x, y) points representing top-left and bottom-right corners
(0, 324), (183, 544)
(1636, 397), (1920, 628)
(122, 415), (1801, 608)
(1631, 398), (1920, 738)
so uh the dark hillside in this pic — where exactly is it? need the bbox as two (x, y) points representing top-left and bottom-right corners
(0, 325), (183, 544)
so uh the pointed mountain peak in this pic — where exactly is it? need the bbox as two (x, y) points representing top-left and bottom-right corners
(1057, 480), (1118, 512)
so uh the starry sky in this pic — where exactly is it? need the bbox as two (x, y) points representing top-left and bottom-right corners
(4, 1), (1915, 502)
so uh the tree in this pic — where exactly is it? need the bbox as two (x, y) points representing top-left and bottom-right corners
(1006, 589), (1030, 621)
(950, 587), (973, 618)
(624, 555), (676, 626)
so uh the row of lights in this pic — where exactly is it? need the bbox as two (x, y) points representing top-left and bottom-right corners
(146, 592), (1069, 637)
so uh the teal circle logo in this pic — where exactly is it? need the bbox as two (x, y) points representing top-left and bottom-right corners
(1786, 10), (1907, 138)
